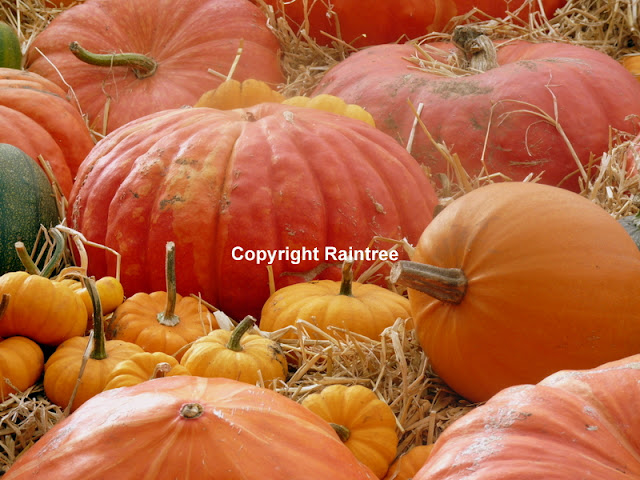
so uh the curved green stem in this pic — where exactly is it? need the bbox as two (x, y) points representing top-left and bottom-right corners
(390, 260), (467, 304)
(330, 423), (351, 442)
(14, 228), (65, 277)
(69, 41), (157, 79)
(157, 242), (180, 327)
(226, 316), (256, 352)
(338, 260), (354, 296)
(84, 276), (107, 360)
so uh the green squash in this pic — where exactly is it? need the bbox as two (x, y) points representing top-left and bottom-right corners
(0, 22), (21, 70)
(0, 144), (60, 274)
(618, 214), (640, 250)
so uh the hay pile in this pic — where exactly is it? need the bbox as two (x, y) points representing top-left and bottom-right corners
(1, 0), (640, 474)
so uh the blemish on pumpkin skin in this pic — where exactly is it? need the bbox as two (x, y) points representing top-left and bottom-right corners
(159, 195), (185, 210)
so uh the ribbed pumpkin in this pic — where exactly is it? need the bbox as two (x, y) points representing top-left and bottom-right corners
(260, 260), (412, 340)
(67, 103), (439, 320)
(413, 354), (640, 480)
(313, 31), (640, 192)
(105, 242), (218, 359)
(25, 0), (285, 134)
(102, 351), (190, 390)
(180, 316), (288, 386)
(301, 384), (399, 479)
(383, 445), (434, 480)
(0, 22), (21, 69)
(0, 69), (94, 197)
(256, 0), (566, 47)
(4, 376), (378, 480)
(0, 144), (60, 275)
(392, 181), (640, 403)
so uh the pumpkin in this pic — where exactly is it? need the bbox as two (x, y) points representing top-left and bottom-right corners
(195, 79), (375, 126)
(180, 315), (288, 385)
(256, 0), (566, 47)
(25, 0), (285, 134)
(413, 354), (640, 480)
(105, 242), (217, 360)
(383, 445), (434, 480)
(4, 376), (378, 479)
(621, 54), (640, 83)
(0, 294), (45, 400)
(260, 260), (412, 340)
(301, 384), (399, 478)
(0, 68), (94, 198)
(67, 103), (439, 321)
(0, 144), (61, 275)
(0, 22), (21, 69)
(391, 181), (640, 403)
(0, 237), (87, 345)
(102, 351), (190, 390)
(44, 277), (144, 411)
(313, 29), (640, 192)
(57, 272), (125, 318)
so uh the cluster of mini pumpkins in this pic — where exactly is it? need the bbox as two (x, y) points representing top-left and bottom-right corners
(2, 0), (640, 478)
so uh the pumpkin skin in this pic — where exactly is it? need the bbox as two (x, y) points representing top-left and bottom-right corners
(0, 271), (87, 345)
(0, 144), (60, 275)
(413, 354), (640, 480)
(260, 260), (412, 340)
(0, 335), (45, 401)
(67, 103), (439, 320)
(383, 445), (434, 480)
(393, 181), (640, 403)
(313, 40), (640, 192)
(0, 68), (95, 197)
(301, 384), (399, 479)
(102, 351), (190, 390)
(256, 0), (566, 47)
(180, 316), (288, 385)
(4, 376), (378, 480)
(25, 0), (285, 134)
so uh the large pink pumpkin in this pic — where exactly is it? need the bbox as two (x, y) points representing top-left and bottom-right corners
(68, 103), (438, 320)
(313, 40), (640, 192)
(25, 0), (285, 134)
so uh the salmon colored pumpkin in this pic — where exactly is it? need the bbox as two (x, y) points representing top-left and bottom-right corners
(256, 0), (566, 47)
(413, 355), (640, 480)
(3, 376), (378, 480)
(392, 181), (640, 403)
(67, 103), (439, 320)
(26, 0), (285, 134)
(313, 32), (640, 192)
(0, 68), (94, 197)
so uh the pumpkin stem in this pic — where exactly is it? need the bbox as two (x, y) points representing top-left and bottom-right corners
(0, 293), (9, 320)
(330, 423), (351, 442)
(69, 41), (157, 79)
(451, 25), (498, 72)
(226, 315), (257, 352)
(338, 259), (354, 296)
(14, 228), (65, 277)
(149, 362), (171, 380)
(83, 276), (108, 360)
(180, 402), (204, 419)
(157, 241), (180, 327)
(390, 260), (467, 304)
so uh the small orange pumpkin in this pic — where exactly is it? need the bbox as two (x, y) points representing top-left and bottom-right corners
(103, 351), (190, 391)
(383, 445), (434, 480)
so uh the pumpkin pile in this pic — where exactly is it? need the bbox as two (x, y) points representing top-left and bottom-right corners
(2, 0), (640, 478)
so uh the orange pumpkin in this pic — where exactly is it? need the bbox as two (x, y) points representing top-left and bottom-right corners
(392, 181), (640, 403)
(413, 354), (640, 479)
(383, 445), (434, 480)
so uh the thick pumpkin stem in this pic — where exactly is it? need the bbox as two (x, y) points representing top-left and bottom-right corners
(451, 25), (498, 72)
(157, 242), (180, 327)
(14, 228), (65, 277)
(226, 316), (257, 352)
(390, 260), (467, 304)
(180, 402), (204, 419)
(330, 423), (351, 442)
(84, 276), (108, 360)
(338, 259), (354, 296)
(69, 41), (157, 79)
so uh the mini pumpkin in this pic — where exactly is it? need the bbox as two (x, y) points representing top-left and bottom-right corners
(180, 315), (288, 386)
(44, 277), (144, 411)
(56, 270), (125, 319)
(102, 351), (190, 391)
(105, 242), (217, 359)
(260, 260), (412, 341)
(391, 181), (640, 403)
(301, 384), (399, 479)
(383, 445), (434, 480)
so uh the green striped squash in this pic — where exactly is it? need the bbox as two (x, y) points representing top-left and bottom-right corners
(0, 22), (21, 70)
(0, 144), (60, 274)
